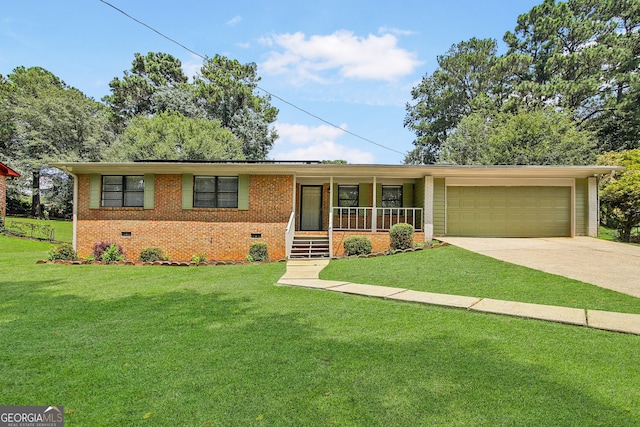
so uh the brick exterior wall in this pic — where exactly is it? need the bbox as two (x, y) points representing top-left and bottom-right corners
(332, 231), (426, 257)
(0, 175), (6, 219)
(76, 174), (293, 261)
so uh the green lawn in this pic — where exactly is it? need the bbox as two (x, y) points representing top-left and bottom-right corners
(4, 215), (73, 243)
(321, 245), (640, 315)
(1, 235), (639, 426)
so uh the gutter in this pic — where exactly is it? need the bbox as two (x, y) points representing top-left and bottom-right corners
(58, 166), (78, 250)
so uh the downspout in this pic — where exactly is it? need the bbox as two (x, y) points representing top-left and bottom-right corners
(62, 166), (78, 250)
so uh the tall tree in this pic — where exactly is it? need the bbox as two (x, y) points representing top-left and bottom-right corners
(105, 112), (244, 161)
(404, 38), (505, 164)
(439, 108), (597, 165)
(105, 52), (279, 159)
(2, 66), (111, 217)
(504, 0), (640, 151)
(194, 55), (278, 160)
(103, 52), (189, 131)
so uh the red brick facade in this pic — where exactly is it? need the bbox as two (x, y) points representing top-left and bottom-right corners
(77, 174), (293, 261)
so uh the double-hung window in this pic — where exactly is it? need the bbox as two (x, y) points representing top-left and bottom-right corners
(381, 185), (403, 208)
(338, 185), (359, 207)
(194, 176), (238, 208)
(101, 175), (144, 207)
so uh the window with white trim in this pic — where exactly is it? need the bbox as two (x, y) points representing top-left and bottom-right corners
(101, 175), (144, 207)
(194, 176), (238, 208)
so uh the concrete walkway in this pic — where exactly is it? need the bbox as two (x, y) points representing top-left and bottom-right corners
(278, 259), (640, 336)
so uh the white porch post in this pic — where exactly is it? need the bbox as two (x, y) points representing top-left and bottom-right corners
(424, 176), (434, 242)
(587, 176), (598, 237)
(372, 176), (377, 232)
(329, 176), (334, 256)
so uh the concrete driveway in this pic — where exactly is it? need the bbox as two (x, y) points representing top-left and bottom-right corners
(438, 237), (640, 298)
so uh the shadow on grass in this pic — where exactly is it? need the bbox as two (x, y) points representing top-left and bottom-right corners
(1, 278), (637, 426)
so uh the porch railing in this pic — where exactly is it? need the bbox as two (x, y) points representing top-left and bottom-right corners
(285, 210), (295, 258)
(332, 207), (423, 231)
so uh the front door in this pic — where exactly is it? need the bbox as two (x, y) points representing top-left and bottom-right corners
(300, 185), (323, 231)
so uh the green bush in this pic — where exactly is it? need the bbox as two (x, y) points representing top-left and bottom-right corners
(248, 242), (268, 262)
(93, 241), (124, 261)
(343, 236), (373, 256)
(139, 247), (166, 262)
(191, 252), (207, 264)
(100, 243), (125, 263)
(47, 243), (77, 261)
(389, 223), (414, 251)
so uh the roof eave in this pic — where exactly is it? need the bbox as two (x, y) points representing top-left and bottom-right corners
(50, 162), (624, 180)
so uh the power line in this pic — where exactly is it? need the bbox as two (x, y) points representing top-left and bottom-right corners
(98, 0), (406, 156)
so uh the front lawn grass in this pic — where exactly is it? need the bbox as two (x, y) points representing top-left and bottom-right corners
(320, 245), (640, 315)
(1, 235), (639, 426)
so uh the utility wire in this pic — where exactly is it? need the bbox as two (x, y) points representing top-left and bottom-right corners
(99, 0), (406, 155)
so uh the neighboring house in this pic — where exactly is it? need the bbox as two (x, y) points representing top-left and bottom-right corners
(51, 161), (621, 261)
(0, 162), (20, 224)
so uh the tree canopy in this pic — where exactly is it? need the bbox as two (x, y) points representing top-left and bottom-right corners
(439, 108), (597, 165)
(405, 0), (640, 164)
(597, 149), (640, 242)
(1, 66), (112, 216)
(105, 112), (244, 161)
(104, 52), (278, 160)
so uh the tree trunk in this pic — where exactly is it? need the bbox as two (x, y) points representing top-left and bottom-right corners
(30, 170), (42, 218)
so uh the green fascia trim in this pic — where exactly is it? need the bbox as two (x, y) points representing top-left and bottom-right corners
(182, 174), (193, 210)
(144, 174), (155, 210)
(89, 174), (101, 209)
(238, 174), (249, 210)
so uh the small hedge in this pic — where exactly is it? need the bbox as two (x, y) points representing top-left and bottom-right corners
(48, 243), (77, 261)
(93, 241), (125, 263)
(389, 223), (414, 251)
(139, 247), (166, 262)
(343, 236), (372, 256)
(247, 242), (269, 262)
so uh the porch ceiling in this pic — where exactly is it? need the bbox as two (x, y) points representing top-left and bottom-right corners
(50, 162), (622, 179)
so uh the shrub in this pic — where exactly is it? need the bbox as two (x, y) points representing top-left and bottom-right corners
(93, 241), (124, 262)
(101, 244), (125, 263)
(191, 252), (207, 264)
(343, 236), (372, 256)
(389, 223), (414, 251)
(139, 247), (166, 262)
(248, 242), (268, 262)
(92, 241), (125, 263)
(48, 243), (77, 261)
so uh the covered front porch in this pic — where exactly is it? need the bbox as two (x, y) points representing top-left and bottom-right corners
(286, 174), (429, 258)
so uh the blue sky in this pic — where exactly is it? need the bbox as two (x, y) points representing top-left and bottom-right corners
(1, 0), (542, 164)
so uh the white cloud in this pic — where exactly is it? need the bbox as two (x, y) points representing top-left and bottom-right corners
(273, 123), (374, 163)
(275, 140), (375, 164)
(181, 54), (202, 80)
(226, 16), (242, 26)
(378, 26), (416, 37)
(276, 123), (346, 145)
(260, 30), (422, 83)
